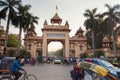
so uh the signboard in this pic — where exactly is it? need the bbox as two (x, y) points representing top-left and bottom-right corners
(47, 33), (65, 37)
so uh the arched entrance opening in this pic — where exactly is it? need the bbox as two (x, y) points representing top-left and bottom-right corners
(48, 41), (63, 57)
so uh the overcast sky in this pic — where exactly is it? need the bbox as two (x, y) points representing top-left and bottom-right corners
(1, 0), (120, 51)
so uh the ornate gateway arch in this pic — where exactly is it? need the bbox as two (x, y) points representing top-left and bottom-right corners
(25, 12), (87, 59)
(42, 13), (70, 58)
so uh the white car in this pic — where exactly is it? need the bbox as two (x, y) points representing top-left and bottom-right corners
(53, 58), (62, 64)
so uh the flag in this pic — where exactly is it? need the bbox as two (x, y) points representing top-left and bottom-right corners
(56, 5), (58, 10)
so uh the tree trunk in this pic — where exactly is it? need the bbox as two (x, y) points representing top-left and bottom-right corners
(3, 14), (10, 55)
(17, 25), (22, 55)
(112, 30), (117, 57)
(91, 30), (95, 57)
(25, 27), (29, 51)
(25, 16), (30, 51)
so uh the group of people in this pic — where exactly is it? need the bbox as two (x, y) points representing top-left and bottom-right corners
(62, 57), (79, 65)
(17, 55), (43, 66)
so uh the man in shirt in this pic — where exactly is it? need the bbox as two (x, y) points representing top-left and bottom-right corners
(10, 56), (25, 80)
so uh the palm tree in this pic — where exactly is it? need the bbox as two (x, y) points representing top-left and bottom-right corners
(24, 13), (39, 51)
(84, 8), (98, 57)
(86, 14), (106, 49)
(102, 4), (120, 57)
(0, 0), (21, 55)
(17, 4), (31, 55)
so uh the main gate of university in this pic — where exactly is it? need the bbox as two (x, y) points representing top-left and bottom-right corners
(26, 13), (87, 58)
(42, 13), (70, 58)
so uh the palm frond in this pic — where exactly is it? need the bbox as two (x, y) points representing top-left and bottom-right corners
(113, 4), (120, 9)
(0, 7), (8, 19)
(95, 14), (103, 18)
(9, 0), (21, 7)
(33, 16), (39, 20)
(24, 5), (31, 11)
(11, 15), (19, 27)
(0, 1), (8, 7)
(105, 4), (111, 11)
(101, 12), (109, 17)
(83, 13), (90, 18)
(92, 8), (97, 15)
(32, 20), (38, 24)
(29, 23), (35, 29)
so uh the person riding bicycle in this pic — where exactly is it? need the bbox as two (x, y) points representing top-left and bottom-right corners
(10, 56), (25, 80)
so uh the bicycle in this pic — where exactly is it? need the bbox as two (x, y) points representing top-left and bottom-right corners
(21, 71), (37, 80)
(0, 71), (37, 80)
(0, 73), (14, 80)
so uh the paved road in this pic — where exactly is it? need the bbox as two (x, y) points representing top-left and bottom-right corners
(23, 64), (73, 80)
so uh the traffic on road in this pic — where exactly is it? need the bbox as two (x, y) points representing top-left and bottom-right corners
(0, 56), (120, 80)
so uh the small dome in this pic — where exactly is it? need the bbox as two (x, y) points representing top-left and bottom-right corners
(102, 36), (110, 42)
(51, 13), (61, 20)
(51, 13), (62, 24)
(75, 27), (84, 37)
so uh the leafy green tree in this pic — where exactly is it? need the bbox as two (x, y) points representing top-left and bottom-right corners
(86, 31), (92, 49)
(80, 52), (90, 58)
(6, 49), (17, 57)
(0, 0), (21, 55)
(24, 13), (39, 51)
(84, 8), (98, 57)
(53, 49), (63, 57)
(86, 26), (104, 49)
(94, 50), (105, 58)
(102, 4), (120, 57)
(94, 17), (105, 49)
(7, 34), (18, 47)
(17, 4), (31, 54)
(19, 49), (31, 58)
(86, 11), (112, 50)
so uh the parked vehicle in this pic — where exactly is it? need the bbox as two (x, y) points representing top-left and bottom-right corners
(53, 58), (62, 64)
(70, 58), (120, 80)
(0, 57), (15, 74)
(89, 58), (120, 79)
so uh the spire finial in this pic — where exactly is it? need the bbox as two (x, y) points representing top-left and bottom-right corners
(65, 21), (69, 26)
(44, 20), (48, 25)
(55, 5), (58, 13)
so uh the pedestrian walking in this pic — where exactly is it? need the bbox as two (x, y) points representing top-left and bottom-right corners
(30, 57), (35, 65)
